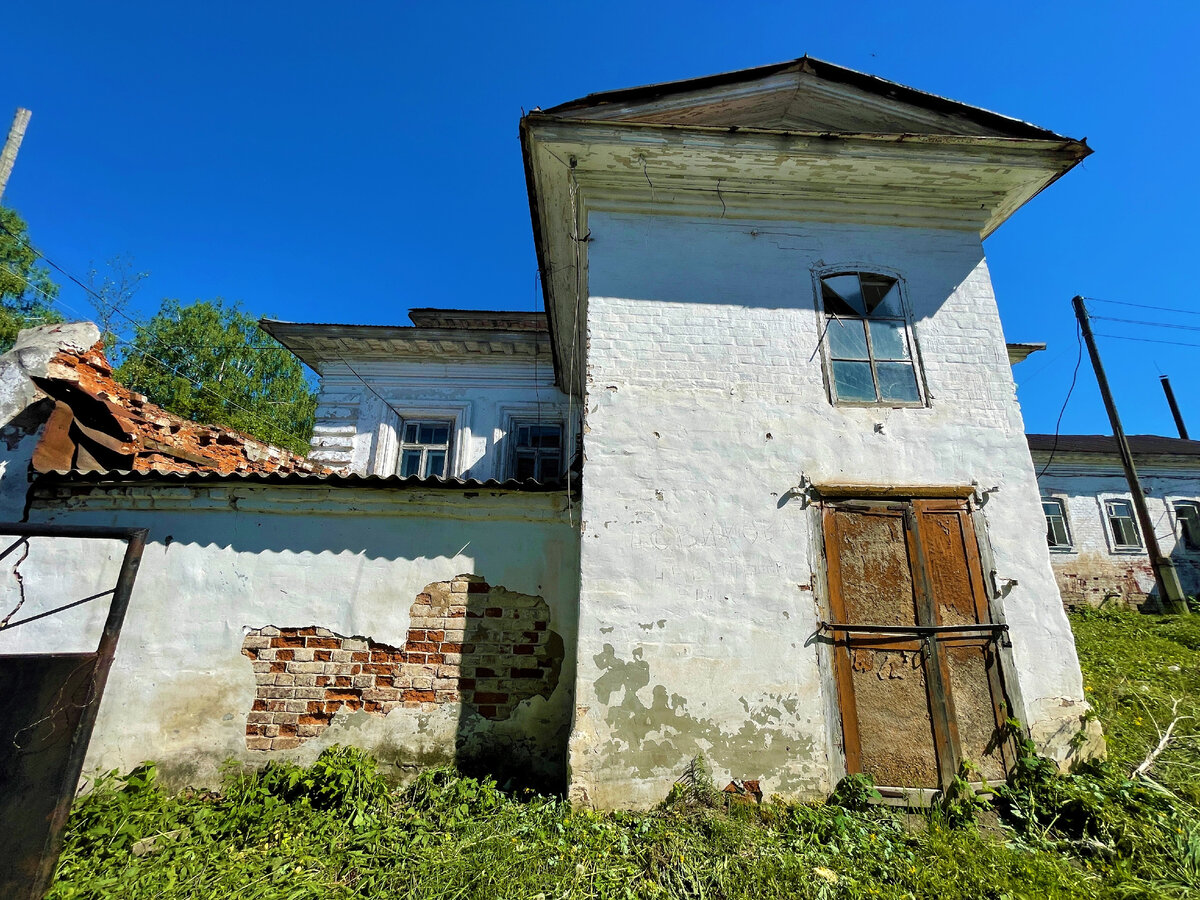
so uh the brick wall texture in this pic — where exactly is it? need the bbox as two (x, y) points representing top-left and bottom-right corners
(241, 574), (563, 751)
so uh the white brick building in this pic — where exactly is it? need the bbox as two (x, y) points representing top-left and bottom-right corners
(1030, 433), (1200, 607)
(3, 56), (1104, 808)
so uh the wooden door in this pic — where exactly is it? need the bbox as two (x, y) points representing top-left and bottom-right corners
(823, 499), (1010, 791)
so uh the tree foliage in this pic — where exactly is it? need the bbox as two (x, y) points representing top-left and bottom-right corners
(113, 298), (316, 454)
(0, 205), (63, 351)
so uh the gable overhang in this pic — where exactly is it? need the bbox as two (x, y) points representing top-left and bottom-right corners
(521, 114), (1089, 394)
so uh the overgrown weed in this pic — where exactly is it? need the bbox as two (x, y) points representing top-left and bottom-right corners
(48, 607), (1200, 899)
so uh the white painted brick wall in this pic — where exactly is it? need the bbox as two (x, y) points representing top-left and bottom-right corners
(1037, 462), (1200, 600)
(570, 212), (1089, 807)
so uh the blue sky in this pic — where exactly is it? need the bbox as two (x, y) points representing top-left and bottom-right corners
(3, 1), (1198, 437)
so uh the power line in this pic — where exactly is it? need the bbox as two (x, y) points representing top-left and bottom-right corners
(1085, 296), (1200, 317)
(0, 262), (309, 446)
(1093, 331), (1200, 350)
(1037, 316), (1084, 479)
(1089, 314), (1200, 334)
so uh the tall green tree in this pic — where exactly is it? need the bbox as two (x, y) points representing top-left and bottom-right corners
(114, 298), (317, 455)
(0, 206), (63, 350)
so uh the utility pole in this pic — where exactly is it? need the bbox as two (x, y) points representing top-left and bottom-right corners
(1073, 295), (1189, 614)
(0, 107), (32, 203)
(1160, 376), (1189, 440)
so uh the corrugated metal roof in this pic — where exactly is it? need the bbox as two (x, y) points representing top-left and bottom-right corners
(35, 468), (571, 492)
(1027, 434), (1200, 458)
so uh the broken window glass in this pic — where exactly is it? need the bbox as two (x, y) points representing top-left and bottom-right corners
(1104, 499), (1141, 549)
(1042, 499), (1071, 549)
(820, 272), (922, 406)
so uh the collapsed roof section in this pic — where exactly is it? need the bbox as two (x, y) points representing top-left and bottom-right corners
(0, 324), (329, 478)
(522, 55), (1090, 394)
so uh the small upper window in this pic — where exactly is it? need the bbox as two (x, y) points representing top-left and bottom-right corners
(1043, 498), (1071, 549)
(398, 420), (452, 478)
(820, 272), (921, 406)
(1174, 501), (1200, 551)
(511, 422), (563, 481)
(1104, 499), (1142, 550)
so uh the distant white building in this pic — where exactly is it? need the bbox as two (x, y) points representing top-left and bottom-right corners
(1, 56), (1103, 809)
(1030, 433), (1200, 607)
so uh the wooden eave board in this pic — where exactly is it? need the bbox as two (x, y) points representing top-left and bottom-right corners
(544, 58), (1070, 142)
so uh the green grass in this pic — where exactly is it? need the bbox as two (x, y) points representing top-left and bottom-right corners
(47, 608), (1200, 900)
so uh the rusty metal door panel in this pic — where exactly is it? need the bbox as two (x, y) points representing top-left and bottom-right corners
(0, 653), (99, 896)
(823, 506), (940, 788)
(913, 502), (1008, 782)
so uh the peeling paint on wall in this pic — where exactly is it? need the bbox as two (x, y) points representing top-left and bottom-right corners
(589, 643), (814, 791)
(241, 575), (563, 751)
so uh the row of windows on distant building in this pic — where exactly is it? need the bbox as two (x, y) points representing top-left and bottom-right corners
(1042, 497), (1200, 553)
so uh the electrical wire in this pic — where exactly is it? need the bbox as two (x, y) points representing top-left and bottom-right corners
(1085, 296), (1200, 317)
(1037, 315), (1084, 478)
(1093, 332), (1200, 350)
(0, 261), (309, 446)
(1089, 314), (1200, 334)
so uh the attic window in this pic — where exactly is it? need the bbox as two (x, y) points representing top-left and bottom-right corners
(819, 273), (923, 407)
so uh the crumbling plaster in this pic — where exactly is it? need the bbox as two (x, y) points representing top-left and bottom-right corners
(569, 212), (1092, 808)
(0, 485), (580, 788)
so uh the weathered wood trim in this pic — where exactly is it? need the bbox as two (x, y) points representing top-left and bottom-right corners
(813, 484), (975, 500)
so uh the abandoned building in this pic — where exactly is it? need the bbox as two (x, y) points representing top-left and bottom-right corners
(1031, 433), (1200, 608)
(0, 57), (1104, 809)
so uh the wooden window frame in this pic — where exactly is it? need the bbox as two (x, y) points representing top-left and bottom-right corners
(822, 497), (1013, 798)
(1042, 497), (1072, 551)
(1172, 500), (1200, 552)
(813, 268), (927, 409)
(508, 420), (564, 482)
(1102, 497), (1143, 551)
(397, 419), (454, 479)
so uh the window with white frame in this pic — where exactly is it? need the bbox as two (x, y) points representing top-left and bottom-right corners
(1174, 501), (1200, 551)
(510, 421), (563, 481)
(1104, 499), (1142, 550)
(1042, 498), (1071, 549)
(397, 420), (453, 478)
(819, 271), (923, 406)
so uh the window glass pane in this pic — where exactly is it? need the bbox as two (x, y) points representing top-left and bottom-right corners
(823, 275), (867, 315)
(425, 450), (447, 477)
(860, 275), (897, 314)
(827, 318), (869, 359)
(1176, 503), (1200, 548)
(1042, 501), (1069, 547)
(832, 360), (876, 402)
(537, 451), (562, 479)
(403, 423), (419, 443)
(514, 454), (536, 480)
(400, 450), (422, 477)
(874, 282), (904, 317)
(876, 362), (920, 403)
(419, 424), (449, 445)
(821, 282), (859, 317)
(868, 319), (909, 359)
(533, 425), (562, 448)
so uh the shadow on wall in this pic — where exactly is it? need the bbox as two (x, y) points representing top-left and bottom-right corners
(241, 575), (568, 793)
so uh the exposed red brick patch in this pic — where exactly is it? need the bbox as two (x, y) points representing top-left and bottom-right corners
(240, 575), (562, 751)
(30, 341), (328, 476)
